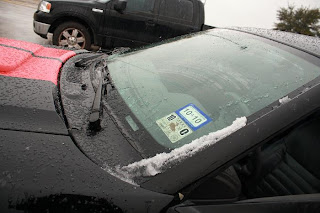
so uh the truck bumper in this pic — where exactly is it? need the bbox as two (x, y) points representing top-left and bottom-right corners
(33, 20), (50, 38)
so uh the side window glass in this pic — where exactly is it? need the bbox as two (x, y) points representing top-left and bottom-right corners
(126, 0), (155, 13)
(187, 113), (320, 202)
(235, 113), (320, 199)
(159, 0), (194, 22)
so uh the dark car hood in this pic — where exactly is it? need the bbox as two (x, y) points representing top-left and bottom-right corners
(0, 38), (76, 135)
(0, 39), (174, 213)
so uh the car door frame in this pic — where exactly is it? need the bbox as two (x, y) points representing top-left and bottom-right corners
(155, 0), (201, 40)
(168, 194), (320, 213)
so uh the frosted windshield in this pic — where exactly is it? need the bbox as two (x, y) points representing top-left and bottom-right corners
(107, 29), (320, 149)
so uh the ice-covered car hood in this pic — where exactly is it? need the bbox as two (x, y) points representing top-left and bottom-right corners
(0, 38), (76, 135)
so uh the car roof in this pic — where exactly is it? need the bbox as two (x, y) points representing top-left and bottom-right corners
(229, 27), (320, 57)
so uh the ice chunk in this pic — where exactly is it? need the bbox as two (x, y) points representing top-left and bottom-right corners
(279, 96), (291, 105)
(102, 164), (139, 186)
(116, 117), (247, 179)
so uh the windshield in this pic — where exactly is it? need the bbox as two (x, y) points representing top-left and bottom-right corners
(107, 29), (320, 149)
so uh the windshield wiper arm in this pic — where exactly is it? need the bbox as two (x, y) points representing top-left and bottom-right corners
(88, 59), (107, 131)
(88, 59), (113, 132)
(75, 54), (103, 67)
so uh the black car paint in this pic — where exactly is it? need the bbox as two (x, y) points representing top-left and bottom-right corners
(0, 75), (174, 212)
(1, 29), (320, 212)
(0, 77), (67, 135)
(0, 42), (174, 212)
(33, 0), (205, 49)
(0, 129), (173, 212)
(35, 0), (105, 44)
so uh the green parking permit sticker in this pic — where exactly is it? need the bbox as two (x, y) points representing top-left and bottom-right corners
(156, 112), (193, 143)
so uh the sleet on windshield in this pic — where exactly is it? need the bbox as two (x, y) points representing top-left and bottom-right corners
(107, 29), (320, 149)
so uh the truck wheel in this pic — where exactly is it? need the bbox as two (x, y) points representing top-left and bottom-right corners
(53, 22), (91, 50)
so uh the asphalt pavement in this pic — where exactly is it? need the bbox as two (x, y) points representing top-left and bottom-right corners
(0, 0), (49, 44)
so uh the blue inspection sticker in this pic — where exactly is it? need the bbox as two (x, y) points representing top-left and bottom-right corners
(175, 104), (212, 131)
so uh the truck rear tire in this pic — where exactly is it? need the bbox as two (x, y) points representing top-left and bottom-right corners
(53, 21), (92, 50)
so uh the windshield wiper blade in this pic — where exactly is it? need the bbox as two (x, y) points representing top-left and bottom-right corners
(89, 69), (103, 129)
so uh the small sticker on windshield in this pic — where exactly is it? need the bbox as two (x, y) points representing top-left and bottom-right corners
(176, 104), (212, 131)
(125, 115), (139, 132)
(156, 112), (193, 143)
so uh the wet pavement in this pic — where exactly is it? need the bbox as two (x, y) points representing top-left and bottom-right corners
(0, 0), (49, 45)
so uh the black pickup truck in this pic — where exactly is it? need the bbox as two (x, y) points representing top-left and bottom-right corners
(33, 0), (209, 50)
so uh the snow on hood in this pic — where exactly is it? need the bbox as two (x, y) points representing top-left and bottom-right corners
(114, 117), (247, 180)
